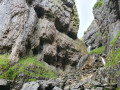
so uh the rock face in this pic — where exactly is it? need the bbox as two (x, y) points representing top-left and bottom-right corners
(0, 0), (87, 69)
(83, 20), (101, 50)
(83, 0), (120, 88)
(83, 0), (120, 54)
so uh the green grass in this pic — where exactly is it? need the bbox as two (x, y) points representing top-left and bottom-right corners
(110, 31), (120, 46)
(0, 55), (10, 71)
(89, 46), (105, 55)
(106, 31), (120, 67)
(106, 48), (120, 67)
(0, 56), (57, 81)
(93, 1), (104, 9)
(116, 87), (120, 90)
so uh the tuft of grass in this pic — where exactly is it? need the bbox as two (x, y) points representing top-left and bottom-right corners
(89, 46), (105, 55)
(0, 55), (10, 71)
(0, 56), (57, 81)
(110, 31), (120, 47)
(93, 1), (104, 9)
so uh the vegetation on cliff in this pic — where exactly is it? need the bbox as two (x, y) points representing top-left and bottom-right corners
(89, 46), (105, 55)
(93, 0), (104, 9)
(0, 56), (56, 81)
(0, 55), (10, 72)
(106, 31), (120, 67)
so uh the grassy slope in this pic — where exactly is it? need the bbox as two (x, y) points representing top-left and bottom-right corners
(0, 56), (56, 81)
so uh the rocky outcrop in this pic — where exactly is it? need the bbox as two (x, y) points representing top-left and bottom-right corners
(0, 0), (87, 70)
(83, 20), (102, 50)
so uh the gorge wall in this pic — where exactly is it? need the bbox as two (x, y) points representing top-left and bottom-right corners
(83, 0), (120, 89)
(0, 0), (87, 69)
(84, 0), (120, 54)
(0, 0), (120, 90)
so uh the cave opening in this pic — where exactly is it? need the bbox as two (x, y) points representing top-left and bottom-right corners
(34, 6), (44, 18)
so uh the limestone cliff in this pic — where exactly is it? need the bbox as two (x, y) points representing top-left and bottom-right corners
(84, 0), (120, 54)
(83, 0), (120, 89)
(0, 0), (87, 70)
(1, 0), (120, 90)
(0, 0), (89, 90)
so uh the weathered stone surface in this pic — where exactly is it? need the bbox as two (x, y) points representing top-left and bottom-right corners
(21, 80), (60, 90)
(53, 87), (62, 90)
(0, 0), (86, 70)
(83, 0), (120, 88)
(84, 0), (120, 54)
(21, 81), (39, 90)
(83, 20), (102, 50)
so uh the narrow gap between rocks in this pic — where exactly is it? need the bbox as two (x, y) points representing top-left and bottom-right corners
(34, 6), (44, 18)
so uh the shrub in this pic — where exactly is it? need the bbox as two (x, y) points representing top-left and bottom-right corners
(89, 46), (105, 54)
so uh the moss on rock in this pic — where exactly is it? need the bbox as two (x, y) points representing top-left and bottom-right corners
(74, 39), (88, 55)
(93, 0), (104, 9)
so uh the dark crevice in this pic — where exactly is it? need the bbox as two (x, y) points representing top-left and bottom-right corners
(67, 32), (77, 40)
(0, 85), (10, 90)
(32, 46), (39, 55)
(61, 0), (73, 8)
(37, 86), (43, 90)
(25, 40), (31, 56)
(34, 6), (44, 18)
(45, 84), (54, 90)
(44, 55), (56, 66)
(55, 18), (69, 33)
(26, 0), (34, 5)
